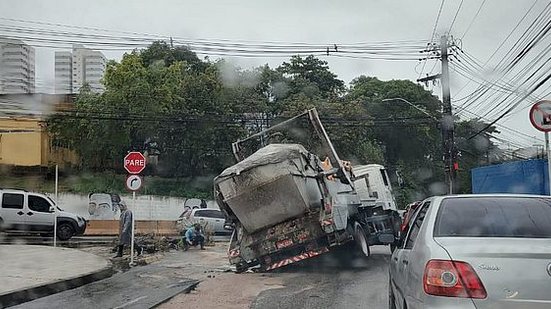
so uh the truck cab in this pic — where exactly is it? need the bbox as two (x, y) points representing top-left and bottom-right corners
(352, 164), (397, 211)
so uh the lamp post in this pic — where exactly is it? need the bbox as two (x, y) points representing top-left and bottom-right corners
(381, 97), (455, 194)
(381, 98), (439, 121)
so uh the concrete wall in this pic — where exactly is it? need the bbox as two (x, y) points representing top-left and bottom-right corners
(55, 192), (217, 221)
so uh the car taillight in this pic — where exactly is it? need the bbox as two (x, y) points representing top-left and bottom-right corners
(423, 259), (487, 299)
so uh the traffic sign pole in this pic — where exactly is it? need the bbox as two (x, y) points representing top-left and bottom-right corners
(546, 132), (551, 196)
(130, 191), (136, 266)
(530, 100), (551, 196)
(53, 165), (58, 247)
(123, 152), (145, 267)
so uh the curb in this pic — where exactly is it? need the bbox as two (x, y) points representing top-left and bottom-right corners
(0, 265), (114, 308)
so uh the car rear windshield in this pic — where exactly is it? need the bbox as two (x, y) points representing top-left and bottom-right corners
(435, 197), (551, 238)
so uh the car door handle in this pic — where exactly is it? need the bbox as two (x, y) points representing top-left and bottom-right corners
(215, 220), (221, 222)
(17, 211), (24, 216)
(402, 260), (409, 265)
(27, 212), (33, 216)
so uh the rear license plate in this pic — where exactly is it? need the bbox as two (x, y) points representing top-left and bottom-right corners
(276, 239), (294, 249)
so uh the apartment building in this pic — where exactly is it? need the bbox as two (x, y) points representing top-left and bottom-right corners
(0, 37), (35, 94)
(55, 44), (106, 94)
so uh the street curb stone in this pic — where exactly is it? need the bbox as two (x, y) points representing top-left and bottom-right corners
(0, 265), (114, 308)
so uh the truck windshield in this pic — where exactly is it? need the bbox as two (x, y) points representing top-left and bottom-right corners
(380, 169), (389, 186)
(435, 197), (551, 238)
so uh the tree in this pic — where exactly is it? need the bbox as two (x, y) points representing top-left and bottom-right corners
(49, 42), (248, 177)
(49, 47), (501, 202)
(454, 119), (503, 193)
(348, 76), (445, 203)
(140, 41), (207, 72)
(277, 55), (345, 99)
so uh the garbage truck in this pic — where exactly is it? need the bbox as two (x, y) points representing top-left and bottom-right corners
(214, 109), (401, 272)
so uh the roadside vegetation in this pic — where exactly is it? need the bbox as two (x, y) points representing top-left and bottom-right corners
(47, 41), (503, 205)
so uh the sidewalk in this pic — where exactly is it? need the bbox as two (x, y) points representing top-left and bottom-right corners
(0, 245), (113, 308)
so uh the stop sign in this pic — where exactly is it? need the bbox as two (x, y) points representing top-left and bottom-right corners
(124, 152), (146, 174)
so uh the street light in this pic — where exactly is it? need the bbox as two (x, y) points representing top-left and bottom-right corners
(381, 98), (439, 121)
(382, 97), (455, 195)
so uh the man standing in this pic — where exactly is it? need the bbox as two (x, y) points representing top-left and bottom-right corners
(184, 223), (205, 250)
(114, 200), (141, 258)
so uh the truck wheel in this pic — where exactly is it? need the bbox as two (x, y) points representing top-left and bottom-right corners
(354, 224), (370, 258)
(57, 223), (75, 241)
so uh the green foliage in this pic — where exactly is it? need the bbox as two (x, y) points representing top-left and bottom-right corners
(48, 42), (501, 201)
(278, 55), (345, 98)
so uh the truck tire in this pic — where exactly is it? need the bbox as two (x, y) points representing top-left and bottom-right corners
(57, 222), (75, 241)
(354, 224), (370, 258)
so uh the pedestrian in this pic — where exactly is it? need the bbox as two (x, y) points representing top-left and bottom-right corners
(183, 223), (205, 250)
(114, 200), (142, 258)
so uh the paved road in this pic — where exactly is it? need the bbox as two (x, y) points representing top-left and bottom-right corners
(10, 245), (231, 309)
(0, 234), (230, 246)
(252, 245), (391, 309)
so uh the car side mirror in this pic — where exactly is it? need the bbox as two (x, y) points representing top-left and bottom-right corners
(49, 206), (55, 213)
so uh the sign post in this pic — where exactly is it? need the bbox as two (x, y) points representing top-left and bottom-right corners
(123, 152), (146, 266)
(53, 165), (58, 247)
(529, 100), (551, 195)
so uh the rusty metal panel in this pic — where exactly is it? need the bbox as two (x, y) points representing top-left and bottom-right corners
(222, 173), (319, 233)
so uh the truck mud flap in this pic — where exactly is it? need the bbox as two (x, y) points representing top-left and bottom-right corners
(265, 247), (329, 271)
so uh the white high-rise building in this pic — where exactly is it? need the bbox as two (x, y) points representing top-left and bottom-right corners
(0, 37), (35, 94)
(55, 44), (106, 94)
(54, 51), (72, 94)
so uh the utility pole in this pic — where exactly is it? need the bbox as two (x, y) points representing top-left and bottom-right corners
(417, 35), (456, 194)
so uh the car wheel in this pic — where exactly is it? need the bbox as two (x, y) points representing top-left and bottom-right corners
(389, 277), (397, 309)
(57, 223), (75, 241)
(354, 224), (371, 258)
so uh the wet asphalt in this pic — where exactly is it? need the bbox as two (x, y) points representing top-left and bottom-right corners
(251, 245), (391, 309)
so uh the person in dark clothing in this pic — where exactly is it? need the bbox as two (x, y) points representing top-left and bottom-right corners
(183, 223), (205, 250)
(114, 200), (142, 258)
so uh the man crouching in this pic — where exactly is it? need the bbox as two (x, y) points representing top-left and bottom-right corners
(184, 223), (205, 250)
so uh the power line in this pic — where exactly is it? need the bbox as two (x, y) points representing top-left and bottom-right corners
(448, 0), (465, 35)
(418, 0), (446, 80)
(468, 71), (551, 140)
(460, 0), (487, 39)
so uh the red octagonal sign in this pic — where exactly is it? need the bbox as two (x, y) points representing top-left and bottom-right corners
(124, 152), (146, 174)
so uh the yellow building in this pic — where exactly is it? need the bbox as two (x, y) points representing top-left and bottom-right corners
(0, 94), (78, 167)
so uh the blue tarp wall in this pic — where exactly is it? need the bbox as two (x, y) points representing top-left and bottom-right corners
(471, 159), (549, 195)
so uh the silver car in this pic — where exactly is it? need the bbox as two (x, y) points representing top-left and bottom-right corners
(389, 194), (551, 309)
(189, 208), (231, 235)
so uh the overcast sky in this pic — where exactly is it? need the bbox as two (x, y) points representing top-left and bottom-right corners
(1, 0), (550, 148)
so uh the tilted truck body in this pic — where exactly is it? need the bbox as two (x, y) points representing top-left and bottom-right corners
(215, 109), (401, 272)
